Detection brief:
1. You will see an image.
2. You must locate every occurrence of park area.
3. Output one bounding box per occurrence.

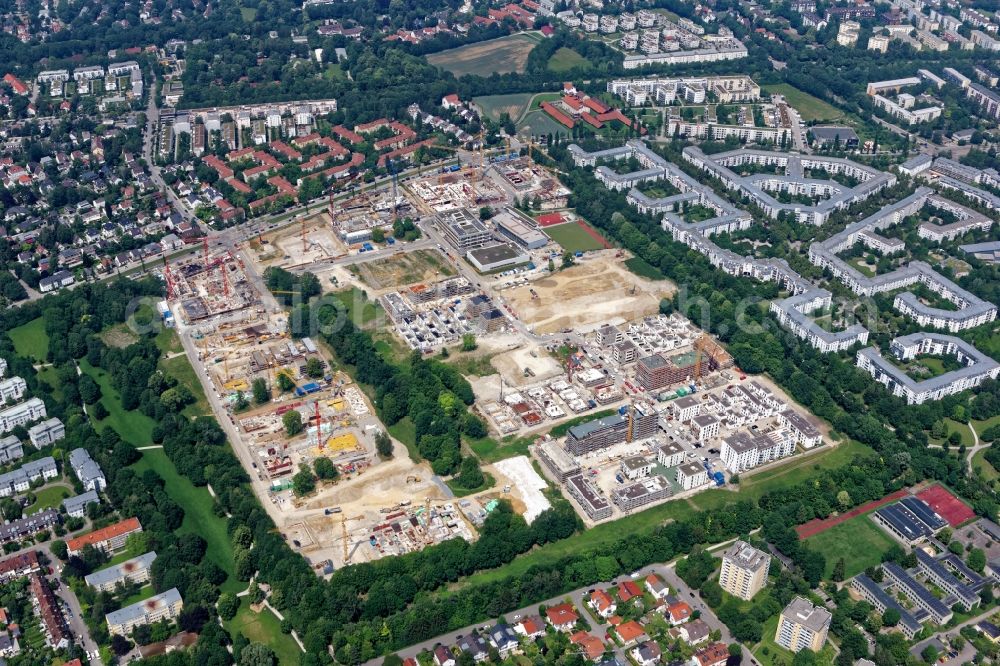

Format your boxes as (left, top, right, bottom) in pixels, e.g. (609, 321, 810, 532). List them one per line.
(9, 316, 49, 361)
(547, 47, 588, 72)
(802, 512, 898, 579)
(426, 32, 543, 77)
(763, 83, 844, 122)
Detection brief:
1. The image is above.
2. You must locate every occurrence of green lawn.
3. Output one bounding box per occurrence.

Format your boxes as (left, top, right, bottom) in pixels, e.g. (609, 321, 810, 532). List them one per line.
(803, 512, 896, 579)
(132, 448, 241, 593)
(543, 222, 608, 253)
(974, 415, 1000, 439)
(517, 109, 575, 137)
(9, 317, 49, 361)
(388, 417, 419, 461)
(929, 418, 976, 448)
(468, 434, 533, 463)
(25, 485, 70, 515)
(35, 366, 63, 402)
(154, 327, 184, 355)
(160, 354, 211, 417)
(623, 257, 665, 280)
(79, 358, 156, 447)
(120, 584, 157, 607)
(971, 449, 1000, 483)
(426, 33, 540, 77)
(548, 47, 588, 72)
(763, 84, 844, 122)
(331, 288, 383, 328)
(225, 598, 303, 666)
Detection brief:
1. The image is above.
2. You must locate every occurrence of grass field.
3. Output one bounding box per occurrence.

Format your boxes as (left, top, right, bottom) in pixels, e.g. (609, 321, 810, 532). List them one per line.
(426, 33, 541, 77)
(388, 416, 419, 461)
(972, 449, 1000, 483)
(474, 93, 536, 121)
(160, 354, 211, 418)
(803, 512, 896, 579)
(763, 83, 844, 122)
(79, 358, 156, 447)
(225, 598, 302, 665)
(544, 222, 607, 253)
(240, 5, 256, 21)
(9, 317, 49, 361)
(25, 485, 70, 515)
(623, 257, 665, 280)
(132, 448, 241, 593)
(35, 366, 63, 402)
(548, 47, 588, 72)
(518, 109, 574, 137)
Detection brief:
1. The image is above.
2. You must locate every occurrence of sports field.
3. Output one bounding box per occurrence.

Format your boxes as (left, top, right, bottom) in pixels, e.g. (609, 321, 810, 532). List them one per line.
(764, 83, 844, 122)
(474, 93, 535, 121)
(804, 513, 896, 579)
(543, 221, 609, 253)
(427, 33, 542, 77)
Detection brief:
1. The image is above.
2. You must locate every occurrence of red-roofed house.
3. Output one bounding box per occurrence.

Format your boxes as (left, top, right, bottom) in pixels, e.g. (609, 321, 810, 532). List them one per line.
(570, 631, 606, 660)
(588, 589, 617, 618)
(3, 74, 28, 95)
(545, 603, 579, 632)
(540, 24, 554, 36)
(563, 82, 577, 95)
(693, 643, 729, 666)
(580, 112, 603, 128)
(333, 125, 364, 144)
(433, 645, 455, 666)
(614, 620, 647, 646)
(442, 94, 461, 109)
(514, 615, 546, 638)
(618, 580, 642, 602)
(667, 601, 692, 625)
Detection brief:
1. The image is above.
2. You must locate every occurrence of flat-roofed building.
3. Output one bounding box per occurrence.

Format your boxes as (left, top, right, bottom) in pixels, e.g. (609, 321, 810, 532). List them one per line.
(106, 587, 183, 636)
(612, 475, 671, 512)
(915, 549, 979, 611)
(851, 574, 921, 637)
(719, 540, 769, 600)
(566, 473, 612, 521)
(565, 403, 658, 455)
(657, 440, 684, 467)
(466, 242, 530, 273)
(493, 209, 548, 249)
(676, 461, 709, 490)
(439, 209, 491, 250)
(0, 435, 23, 464)
(776, 597, 831, 653)
(536, 440, 581, 481)
(883, 561, 953, 624)
(621, 456, 653, 480)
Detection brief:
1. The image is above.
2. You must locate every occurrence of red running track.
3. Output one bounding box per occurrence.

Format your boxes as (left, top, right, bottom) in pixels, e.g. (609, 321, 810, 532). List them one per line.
(795, 488, 909, 539)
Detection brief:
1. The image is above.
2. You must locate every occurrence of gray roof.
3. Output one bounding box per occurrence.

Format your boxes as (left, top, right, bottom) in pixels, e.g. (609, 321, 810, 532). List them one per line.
(781, 596, 832, 633)
(85, 551, 157, 589)
(723, 540, 768, 572)
(62, 490, 100, 515)
(105, 587, 181, 627)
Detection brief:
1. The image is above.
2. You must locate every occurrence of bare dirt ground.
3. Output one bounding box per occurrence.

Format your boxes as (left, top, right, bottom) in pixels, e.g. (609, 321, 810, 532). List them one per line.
(347, 249, 455, 292)
(503, 252, 675, 334)
(491, 344, 563, 387)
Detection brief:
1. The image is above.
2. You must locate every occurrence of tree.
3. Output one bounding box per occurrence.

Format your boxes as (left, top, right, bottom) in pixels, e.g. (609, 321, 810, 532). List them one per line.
(79, 374, 102, 404)
(305, 357, 325, 378)
(461, 334, 477, 352)
(91, 402, 109, 420)
(921, 645, 938, 664)
(252, 378, 270, 405)
(375, 431, 393, 458)
(562, 251, 575, 268)
(276, 372, 295, 393)
(293, 464, 316, 497)
(240, 643, 277, 666)
(50, 540, 67, 561)
(111, 634, 133, 656)
(283, 410, 304, 436)
(372, 227, 385, 243)
(234, 390, 250, 412)
(882, 607, 900, 627)
(836, 490, 851, 510)
(968, 548, 986, 572)
(728, 644, 742, 657)
(832, 558, 846, 582)
(218, 592, 240, 621)
(0, 498, 21, 521)
(314, 457, 338, 481)
(455, 457, 485, 489)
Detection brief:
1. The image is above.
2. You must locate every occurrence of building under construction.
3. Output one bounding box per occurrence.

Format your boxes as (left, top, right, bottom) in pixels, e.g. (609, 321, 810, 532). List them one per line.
(565, 402, 659, 455)
(166, 245, 259, 322)
(635, 336, 734, 391)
